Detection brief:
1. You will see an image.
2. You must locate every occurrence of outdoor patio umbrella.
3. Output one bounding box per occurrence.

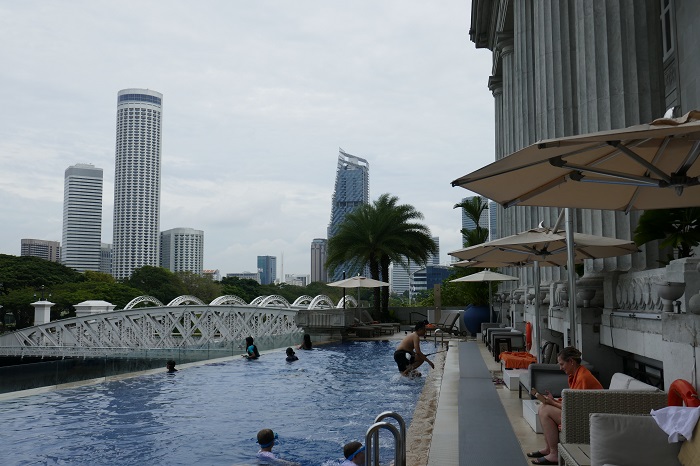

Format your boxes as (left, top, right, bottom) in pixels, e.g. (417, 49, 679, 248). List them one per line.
(450, 270, 519, 324)
(451, 111, 700, 212)
(449, 228, 638, 356)
(450, 112, 699, 349)
(327, 275, 390, 309)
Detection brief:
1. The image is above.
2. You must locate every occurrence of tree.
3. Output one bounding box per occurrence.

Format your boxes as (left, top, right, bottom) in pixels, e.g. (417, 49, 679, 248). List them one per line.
(124, 266, 186, 304)
(454, 196, 489, 247)
(634, 208, 700, 264)
(326, 193, 437, 319)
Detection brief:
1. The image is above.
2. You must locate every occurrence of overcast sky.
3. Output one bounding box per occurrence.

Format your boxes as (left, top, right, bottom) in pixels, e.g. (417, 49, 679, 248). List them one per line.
(0, 1, 494, 279)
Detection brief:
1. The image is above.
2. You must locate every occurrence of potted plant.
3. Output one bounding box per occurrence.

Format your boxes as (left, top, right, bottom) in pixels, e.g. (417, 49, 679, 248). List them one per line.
(634, 208, 700, 264)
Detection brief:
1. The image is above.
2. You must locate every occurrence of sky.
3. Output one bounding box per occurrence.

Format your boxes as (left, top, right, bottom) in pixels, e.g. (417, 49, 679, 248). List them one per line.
(0, 1, 495, 279)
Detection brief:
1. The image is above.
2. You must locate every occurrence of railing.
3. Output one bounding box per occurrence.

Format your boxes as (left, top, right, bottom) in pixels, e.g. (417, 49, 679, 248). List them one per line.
(366, 411, 406, 466)
(0, 305, 303, 357)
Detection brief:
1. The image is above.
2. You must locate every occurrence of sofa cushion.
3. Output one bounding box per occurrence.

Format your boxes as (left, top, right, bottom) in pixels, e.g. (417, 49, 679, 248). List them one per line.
(590, 413, 681, 466)
(609, 372, 659, 391)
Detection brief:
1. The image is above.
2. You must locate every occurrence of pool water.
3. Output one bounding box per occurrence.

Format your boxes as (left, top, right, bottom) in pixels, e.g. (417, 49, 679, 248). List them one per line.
(1, 340, 436, 466)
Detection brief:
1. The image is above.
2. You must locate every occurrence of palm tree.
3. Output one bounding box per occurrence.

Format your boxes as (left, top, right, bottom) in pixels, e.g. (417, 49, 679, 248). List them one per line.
(454, 196, 489, 246)
(326, 194, 437, 319)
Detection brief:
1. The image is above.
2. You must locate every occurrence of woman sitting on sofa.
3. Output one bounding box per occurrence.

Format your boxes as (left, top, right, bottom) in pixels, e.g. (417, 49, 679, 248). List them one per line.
(527, 346, 603, 465)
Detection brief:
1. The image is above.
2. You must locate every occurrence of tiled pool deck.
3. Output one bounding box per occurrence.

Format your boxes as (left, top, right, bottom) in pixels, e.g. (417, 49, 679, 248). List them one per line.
(425, 335, 541, 466)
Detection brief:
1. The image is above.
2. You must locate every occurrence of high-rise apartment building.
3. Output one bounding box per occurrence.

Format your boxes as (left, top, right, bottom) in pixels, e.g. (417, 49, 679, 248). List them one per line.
(112, 88, 163, 279)
(61, 163, 103, 272)
(310, 238, 328, 283)
(160, 228, 204, 275)
(257, 255, 277, 285)
(390, 236, 439, 295)
(20, 239, 60, 262)
(327, 149, 369, 281)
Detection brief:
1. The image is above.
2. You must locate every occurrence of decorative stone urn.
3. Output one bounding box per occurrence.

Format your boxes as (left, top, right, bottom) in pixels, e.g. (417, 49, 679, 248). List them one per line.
(577, 289, 596, 308)
(653, 281, 686, 313)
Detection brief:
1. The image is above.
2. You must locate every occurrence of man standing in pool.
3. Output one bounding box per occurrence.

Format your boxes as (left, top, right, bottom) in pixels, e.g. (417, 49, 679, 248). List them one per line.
(394, 321, 434, 376)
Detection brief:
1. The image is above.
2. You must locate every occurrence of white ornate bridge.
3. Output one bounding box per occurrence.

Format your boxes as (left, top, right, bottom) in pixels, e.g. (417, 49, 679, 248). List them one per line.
(0, 294, 360, 358)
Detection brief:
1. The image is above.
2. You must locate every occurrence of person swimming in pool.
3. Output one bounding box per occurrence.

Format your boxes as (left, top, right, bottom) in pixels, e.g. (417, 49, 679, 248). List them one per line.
(255, 428, 300, 465)
(285, 347, 298, 362)
(297, 333, 312, 350)
(245, 336, 260, 359)
(394, 321, 434, 376)
(340, 441, 365, 465)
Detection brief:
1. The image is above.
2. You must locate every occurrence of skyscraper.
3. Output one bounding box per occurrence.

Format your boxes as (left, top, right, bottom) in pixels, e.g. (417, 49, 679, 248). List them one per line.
(390, 236, 439, 295)
(112, 88, 163, 279)
(160, 228, 204, 275)
(21, 239, 60, 262)
(327, 149, 369, 281)
(310, 238, 328, 283)
(100, 243, 112, 275)
(61, 163, 103, 272)
(257, 255, 277, 285)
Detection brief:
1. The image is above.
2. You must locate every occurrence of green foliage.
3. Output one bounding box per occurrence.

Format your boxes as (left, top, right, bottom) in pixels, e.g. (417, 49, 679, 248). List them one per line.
(177, 272, 223, 303)
(454, 197, 489, 247)
(124, 266, 187, 304)
(0, 254, 84, 291)
(326, 193, 437, 319)
(0, 254, 362, 332)
(634, 208, 700, 263)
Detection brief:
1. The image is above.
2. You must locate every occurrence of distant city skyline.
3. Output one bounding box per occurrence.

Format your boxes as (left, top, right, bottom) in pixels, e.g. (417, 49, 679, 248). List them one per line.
(0, 2, 496, 276)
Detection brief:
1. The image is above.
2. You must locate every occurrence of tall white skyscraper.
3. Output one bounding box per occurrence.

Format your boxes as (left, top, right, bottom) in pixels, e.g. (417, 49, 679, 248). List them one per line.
(112, 89, 163, 279)
(61, 163, 103, 272)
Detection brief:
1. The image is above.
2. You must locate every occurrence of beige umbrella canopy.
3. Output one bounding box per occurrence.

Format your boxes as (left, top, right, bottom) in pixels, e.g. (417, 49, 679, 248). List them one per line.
(451, 112, 700, 348)
(450, 228, 639, 265)
(450, 270, 520, 283)
(327, 275, 390, 310)
(449, 228, 638, 357)
(451, 111, 700, 213)
(327, 276, 389, 288)
(450, 270, 519, 324)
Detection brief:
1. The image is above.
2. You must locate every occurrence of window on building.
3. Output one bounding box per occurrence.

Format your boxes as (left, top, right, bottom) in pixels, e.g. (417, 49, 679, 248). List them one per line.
(660, 0, 675, 61)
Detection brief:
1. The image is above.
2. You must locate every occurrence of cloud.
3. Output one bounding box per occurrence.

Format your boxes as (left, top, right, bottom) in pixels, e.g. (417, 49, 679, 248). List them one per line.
(0, 0, 495, 276)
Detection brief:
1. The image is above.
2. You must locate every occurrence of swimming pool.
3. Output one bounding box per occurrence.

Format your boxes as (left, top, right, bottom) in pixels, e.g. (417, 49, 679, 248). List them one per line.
(1, 340, 436, 466)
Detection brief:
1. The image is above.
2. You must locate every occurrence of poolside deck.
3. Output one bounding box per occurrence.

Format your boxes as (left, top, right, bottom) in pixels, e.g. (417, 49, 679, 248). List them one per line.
(425, 335, 541, 466)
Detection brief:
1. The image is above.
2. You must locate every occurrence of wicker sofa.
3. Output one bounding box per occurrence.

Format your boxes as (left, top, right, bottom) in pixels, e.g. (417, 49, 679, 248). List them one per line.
(558, 388, 668, 466)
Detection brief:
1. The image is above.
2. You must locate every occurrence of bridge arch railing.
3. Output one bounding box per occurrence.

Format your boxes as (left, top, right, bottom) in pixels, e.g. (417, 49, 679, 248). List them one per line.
(0, 305, 303, 357)
(124, 295, 164, 309)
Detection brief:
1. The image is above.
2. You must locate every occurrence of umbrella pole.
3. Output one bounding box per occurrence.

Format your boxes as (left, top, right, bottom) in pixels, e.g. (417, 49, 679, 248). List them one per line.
(534, 261, 541, 362)
(489, 281, 493, 323)
(566, 208, 577, 347)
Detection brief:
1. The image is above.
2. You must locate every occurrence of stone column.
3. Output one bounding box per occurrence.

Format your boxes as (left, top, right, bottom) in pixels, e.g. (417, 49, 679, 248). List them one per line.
(31, 300, 54, 326)
(573, 0, 665, 274)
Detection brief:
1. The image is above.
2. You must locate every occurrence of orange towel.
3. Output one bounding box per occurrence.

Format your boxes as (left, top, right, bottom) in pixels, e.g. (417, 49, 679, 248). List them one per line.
(499, 351, 536, 369)
(569, 365, 603, 390)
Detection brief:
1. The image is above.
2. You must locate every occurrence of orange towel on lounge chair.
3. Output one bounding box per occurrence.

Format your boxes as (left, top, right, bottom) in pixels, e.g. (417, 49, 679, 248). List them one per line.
(499, 351, 536, 369)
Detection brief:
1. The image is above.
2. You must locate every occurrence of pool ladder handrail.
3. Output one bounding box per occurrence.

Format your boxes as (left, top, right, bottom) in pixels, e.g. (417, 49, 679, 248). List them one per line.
(365, 411, 406, 466)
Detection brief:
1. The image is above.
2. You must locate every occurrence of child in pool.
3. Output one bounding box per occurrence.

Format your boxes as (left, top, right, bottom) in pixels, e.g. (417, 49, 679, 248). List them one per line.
(245, 336, 260, 359)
